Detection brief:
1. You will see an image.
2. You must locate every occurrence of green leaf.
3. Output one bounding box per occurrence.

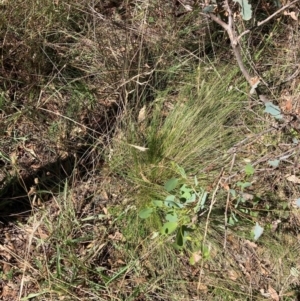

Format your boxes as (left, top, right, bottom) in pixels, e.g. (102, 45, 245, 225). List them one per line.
(230, 189, 237, 198)
(175, 225, 193, 249)
(175, 225, 194, 249)
(202, 244, 210, 259)
(194, 190, 208, 213)
(231, 213, 239, 223)
(264, 101, 283, 120)
(252, 222, 264, 241)
(273, 0, 281, 8)
(166, 212, 178, 222)
(161, 222, 178, 235)
(152, 200, 163, 207)
(228, 216, 235, 226)
(175, 228, 184, 248)
(250, 211, 258, 217)
(139, 208, 153, 219)
(176, 164, 187, 179)
(165, 200, 183, 208)
(185, 193, 196, 204)
(202, 4, 215, 13)
(244, 163, 255, 176)
(180, 185, 195, 203)
(180, 184, 191, 193)
(164, 178, 179, 192)
(165, 195, 183, 208)
(236, 181, 252, 189)
(148, 16, 155, 23)
(281, 201, 288, 210)
(268, 159, 280, 168)
(233, 0, 252, 20)
(165, 195, 175, 202)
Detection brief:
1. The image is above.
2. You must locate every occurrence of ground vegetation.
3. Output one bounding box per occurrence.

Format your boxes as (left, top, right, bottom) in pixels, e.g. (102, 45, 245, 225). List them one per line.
(0, 0, 300, 300)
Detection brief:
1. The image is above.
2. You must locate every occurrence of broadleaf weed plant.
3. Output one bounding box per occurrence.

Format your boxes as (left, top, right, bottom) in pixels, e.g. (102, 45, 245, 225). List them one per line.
(139, 164, 208, 251)
(227, 163, 258, 226)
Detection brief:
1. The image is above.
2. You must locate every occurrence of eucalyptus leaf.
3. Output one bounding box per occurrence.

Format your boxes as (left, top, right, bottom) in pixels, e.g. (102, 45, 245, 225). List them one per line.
(273, 0, 281, 8)
(161, 222, 178, 235)
(185, 193, 196, 204)
(152, 200, 163, 207)
(175, 225, 193, 248)
(236, 181, 252, 189)
(175, 228, 184, 248)
(176, 164, 187, 179)
(228, 213, 239, 226)
(230, 189, 237, 198)
(180, 184, 191, 193)
(180, 184, 194, 202)
(202, 244, 210, 259)
(166, 212, 178, 222)
(202, 5, 215, 13)
(164, 200, 183, 209)
(165, 195, 175, 202)
(268, 159, 280, 168)
(252, 222, 264, 241)
(228, 216, 235, 226)
(264, 101, 283, 120)
(233, 0, 252, 20)
(164, 178, 179, 192)
(139, 208, 153, 219)
(245, 163, 255, 176)
(194, 190, 208, 212)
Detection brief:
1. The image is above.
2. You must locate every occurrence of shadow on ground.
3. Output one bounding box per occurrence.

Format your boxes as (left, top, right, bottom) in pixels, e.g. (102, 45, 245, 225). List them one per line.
(0, 155, 77, 223)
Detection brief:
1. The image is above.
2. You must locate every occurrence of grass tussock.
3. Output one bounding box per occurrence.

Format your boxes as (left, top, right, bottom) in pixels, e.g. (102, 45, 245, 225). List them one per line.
(111, 65, 247, 186)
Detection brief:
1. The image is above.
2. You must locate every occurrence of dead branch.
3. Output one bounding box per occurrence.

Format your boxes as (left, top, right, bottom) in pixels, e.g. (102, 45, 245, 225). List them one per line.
(208, 0, 252, 86)
(237, 0, 300, 41)
(206, 0, 300, 93)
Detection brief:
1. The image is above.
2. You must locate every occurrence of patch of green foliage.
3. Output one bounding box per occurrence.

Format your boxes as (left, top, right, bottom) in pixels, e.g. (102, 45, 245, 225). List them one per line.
(111, 64, 246, 185)
(139, 164, 208, 251)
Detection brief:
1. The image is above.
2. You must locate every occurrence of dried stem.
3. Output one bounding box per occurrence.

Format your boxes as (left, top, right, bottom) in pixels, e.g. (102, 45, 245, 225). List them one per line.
(207, 0, 300, 89)
(209, 0, 252, 85)
(237, 0, 300, 41)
